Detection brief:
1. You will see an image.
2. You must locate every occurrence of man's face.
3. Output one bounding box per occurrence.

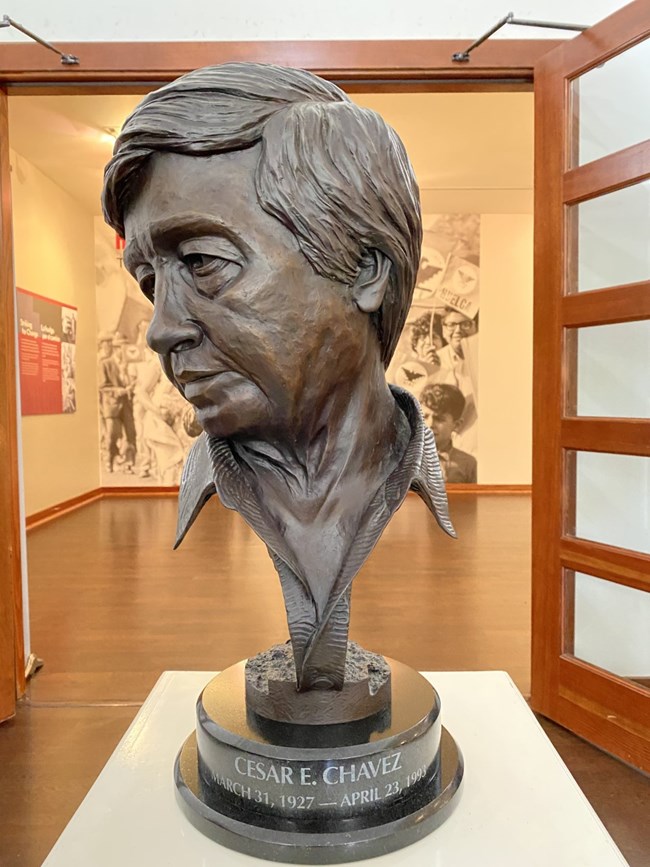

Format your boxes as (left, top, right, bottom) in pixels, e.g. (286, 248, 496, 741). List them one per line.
(123, 146, 367, 439)
(442, 311, 476, 351)
(422, 410, 456, 451)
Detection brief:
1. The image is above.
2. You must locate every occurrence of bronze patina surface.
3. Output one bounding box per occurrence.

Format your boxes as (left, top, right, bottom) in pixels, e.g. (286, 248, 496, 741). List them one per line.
(102, 63, 454, 706)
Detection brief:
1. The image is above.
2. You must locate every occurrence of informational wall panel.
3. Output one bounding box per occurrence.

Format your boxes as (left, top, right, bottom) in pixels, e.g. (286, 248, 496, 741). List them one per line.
(16, 288, 77, 415)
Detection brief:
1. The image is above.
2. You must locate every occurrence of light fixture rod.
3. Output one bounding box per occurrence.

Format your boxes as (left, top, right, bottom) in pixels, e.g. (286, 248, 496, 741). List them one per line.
(0, 14, 79, 65)
(452, 11, 587, 62)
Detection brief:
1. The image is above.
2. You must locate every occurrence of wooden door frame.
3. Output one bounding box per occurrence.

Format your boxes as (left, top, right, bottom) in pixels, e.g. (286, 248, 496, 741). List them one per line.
(531, 0, 650, 771)
(0, 38, 560, 86)
(0, 36, 560, 714)
(0, 86, 24, 721)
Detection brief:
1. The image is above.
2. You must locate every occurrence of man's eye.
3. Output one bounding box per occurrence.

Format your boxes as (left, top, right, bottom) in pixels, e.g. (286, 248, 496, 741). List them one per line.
(182, 253, 241, 296)
(183, 253, 224, 274)
(138, 272, 155, 302)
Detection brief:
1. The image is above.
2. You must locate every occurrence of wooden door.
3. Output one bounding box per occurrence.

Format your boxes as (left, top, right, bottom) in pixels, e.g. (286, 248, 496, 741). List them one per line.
(0, 87, 24, 722)
(531, 0, 650, 772)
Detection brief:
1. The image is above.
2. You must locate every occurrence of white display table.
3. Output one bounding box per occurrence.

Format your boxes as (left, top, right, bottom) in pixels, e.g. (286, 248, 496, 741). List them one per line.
(43, 671, 628, 866)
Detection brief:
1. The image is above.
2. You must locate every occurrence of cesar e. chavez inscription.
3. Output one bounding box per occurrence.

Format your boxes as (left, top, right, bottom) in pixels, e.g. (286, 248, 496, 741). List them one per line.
(102, 63, 463, 862)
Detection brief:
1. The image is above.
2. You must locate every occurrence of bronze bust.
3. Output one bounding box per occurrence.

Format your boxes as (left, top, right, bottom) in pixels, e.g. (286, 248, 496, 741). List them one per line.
(102, 63, 454, 697)
(102, 63, 463, 861)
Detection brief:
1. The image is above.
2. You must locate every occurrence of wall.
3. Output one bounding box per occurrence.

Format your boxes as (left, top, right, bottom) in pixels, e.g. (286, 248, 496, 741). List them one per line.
(478, 215, 533, 484)
(10, 149, 100, 515)
(0, 1, 628, 42)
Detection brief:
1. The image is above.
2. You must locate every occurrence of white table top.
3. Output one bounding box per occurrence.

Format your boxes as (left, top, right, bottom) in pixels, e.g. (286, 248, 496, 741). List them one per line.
(43, 670, 628, 866)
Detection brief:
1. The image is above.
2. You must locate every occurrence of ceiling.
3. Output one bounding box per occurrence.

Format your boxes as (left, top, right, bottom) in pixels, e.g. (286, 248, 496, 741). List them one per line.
(8, 90, 533, 216)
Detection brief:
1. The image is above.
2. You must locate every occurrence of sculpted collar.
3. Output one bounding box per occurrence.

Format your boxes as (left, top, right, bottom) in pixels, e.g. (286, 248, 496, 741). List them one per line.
(176, 385, 455, 564)
(175, 385, 455, 686)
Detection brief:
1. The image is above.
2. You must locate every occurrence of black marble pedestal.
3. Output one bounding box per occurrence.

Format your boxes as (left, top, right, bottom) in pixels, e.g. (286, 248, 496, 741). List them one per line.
(174, 657, 463, 863)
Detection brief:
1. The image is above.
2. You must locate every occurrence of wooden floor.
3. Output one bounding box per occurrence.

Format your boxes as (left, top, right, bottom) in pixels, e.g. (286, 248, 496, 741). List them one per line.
(0, 494, 648, 865)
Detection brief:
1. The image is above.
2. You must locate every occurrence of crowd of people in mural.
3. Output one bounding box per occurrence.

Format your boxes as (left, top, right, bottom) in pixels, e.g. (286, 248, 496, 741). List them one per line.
(97, 322, 201, 483)
(387, 214, 480, 483)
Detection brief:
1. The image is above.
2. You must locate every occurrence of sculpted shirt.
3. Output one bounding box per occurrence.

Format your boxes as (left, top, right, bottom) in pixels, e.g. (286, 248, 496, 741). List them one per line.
(175, 385, 455, 686)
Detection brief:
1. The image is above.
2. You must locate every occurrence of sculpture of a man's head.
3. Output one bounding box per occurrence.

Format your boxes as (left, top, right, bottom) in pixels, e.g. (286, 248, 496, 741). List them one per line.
(102, 63, 422, 438)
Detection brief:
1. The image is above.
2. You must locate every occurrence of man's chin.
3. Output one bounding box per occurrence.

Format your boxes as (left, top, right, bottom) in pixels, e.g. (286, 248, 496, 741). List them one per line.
(193, 402, 267, 440)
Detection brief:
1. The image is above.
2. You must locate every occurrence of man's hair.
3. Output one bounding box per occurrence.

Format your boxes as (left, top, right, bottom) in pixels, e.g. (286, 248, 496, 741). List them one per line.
(102, 63, 422, 368)
(410, 312, 433, 352)
(420, 383, 466, 422)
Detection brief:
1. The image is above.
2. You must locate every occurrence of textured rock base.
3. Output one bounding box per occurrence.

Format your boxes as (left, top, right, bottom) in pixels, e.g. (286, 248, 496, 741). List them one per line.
(245, 641, 392, 725)
(174, 657, 464, 863)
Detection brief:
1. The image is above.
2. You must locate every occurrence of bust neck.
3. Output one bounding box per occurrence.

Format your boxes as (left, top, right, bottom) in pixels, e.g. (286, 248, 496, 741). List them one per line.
(232, 361, 408, 518)
(229, 361, 410, 610)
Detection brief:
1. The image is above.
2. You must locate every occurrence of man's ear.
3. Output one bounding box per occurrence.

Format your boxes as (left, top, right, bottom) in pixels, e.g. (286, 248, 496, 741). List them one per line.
(352, 249, 391, 313)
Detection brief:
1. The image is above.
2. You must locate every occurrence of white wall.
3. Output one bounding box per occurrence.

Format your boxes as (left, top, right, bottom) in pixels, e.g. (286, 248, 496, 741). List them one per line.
(0, 1, 628, 42)
(11, 149, 101, 515)
(478, 215, 533, 484)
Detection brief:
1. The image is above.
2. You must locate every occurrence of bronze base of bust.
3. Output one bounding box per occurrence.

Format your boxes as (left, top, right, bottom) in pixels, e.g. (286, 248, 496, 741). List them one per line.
(245, 641, 392, 725)
(174, 654, 463, 863)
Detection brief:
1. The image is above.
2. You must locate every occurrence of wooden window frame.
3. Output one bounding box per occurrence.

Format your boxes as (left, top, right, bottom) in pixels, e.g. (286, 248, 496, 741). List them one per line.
(0, 37, 559, 717)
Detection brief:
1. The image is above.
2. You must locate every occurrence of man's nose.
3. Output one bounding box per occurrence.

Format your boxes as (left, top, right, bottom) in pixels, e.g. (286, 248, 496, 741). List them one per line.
(146, 284, 202, 356)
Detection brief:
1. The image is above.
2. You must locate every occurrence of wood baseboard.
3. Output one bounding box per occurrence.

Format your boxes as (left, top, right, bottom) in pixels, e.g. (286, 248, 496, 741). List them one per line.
(26, 488, 103, 530)
(26, 483, 531, 530)
(100, 486, 179, 496)
(446, 484, 532, 494)
(26, 486, 179, 530)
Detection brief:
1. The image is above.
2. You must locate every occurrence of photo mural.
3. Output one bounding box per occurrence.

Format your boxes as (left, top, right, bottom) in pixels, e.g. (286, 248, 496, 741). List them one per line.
(95, 221, 201, 486)
(95, 214, 479, 487)
(386, 214, 479, 483)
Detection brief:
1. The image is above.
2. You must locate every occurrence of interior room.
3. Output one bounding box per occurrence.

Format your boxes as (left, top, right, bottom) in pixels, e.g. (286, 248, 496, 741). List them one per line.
(0, 3, 648, 865)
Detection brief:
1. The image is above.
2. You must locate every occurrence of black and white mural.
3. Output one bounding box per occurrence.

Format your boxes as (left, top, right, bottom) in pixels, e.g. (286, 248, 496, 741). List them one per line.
(95, 221, 200, 486)
(386, 214, 479, 483)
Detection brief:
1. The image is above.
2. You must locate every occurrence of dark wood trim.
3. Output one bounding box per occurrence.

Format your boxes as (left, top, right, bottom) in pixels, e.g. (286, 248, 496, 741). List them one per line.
(7, 80, 536, 98)
(562, 568, 576, 656)
(100, 486, 179, 497)
(446, 484, 531, 494)
(562, 280, 650, 327)
(0, 39, 562, 85)
(0, 87, 23, 719)
(25, 487, 181, 530)
(25, 489, 104, 530)
(23, 484, 533, 533)
(561, 418, 650, 456)
(548, 1, 650, 82)
(0, 36, 550, 719)
(563, 140, 650, 204)
(530, 43, 566, 718)
(557, 655, 650, 773)
(531, 0, 650, 774)
(560, 537, 650, 594)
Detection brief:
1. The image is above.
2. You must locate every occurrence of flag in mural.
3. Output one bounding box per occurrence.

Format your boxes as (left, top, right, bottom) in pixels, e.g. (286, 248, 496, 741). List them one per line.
(17, 288, 77, 416)
(386, 214, 480, 483)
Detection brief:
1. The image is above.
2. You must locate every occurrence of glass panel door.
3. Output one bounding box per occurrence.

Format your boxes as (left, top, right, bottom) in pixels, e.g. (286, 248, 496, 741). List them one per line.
(532, 0, 650, 773)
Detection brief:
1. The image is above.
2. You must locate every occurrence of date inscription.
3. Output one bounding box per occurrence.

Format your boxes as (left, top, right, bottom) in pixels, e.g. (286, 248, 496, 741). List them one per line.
(208, 753, 430, 813)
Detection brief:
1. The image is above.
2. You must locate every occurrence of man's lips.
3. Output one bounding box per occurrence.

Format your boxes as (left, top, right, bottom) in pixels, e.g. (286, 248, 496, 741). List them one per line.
(174, 369, 228, 401)
(174, 369, 221, 386)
